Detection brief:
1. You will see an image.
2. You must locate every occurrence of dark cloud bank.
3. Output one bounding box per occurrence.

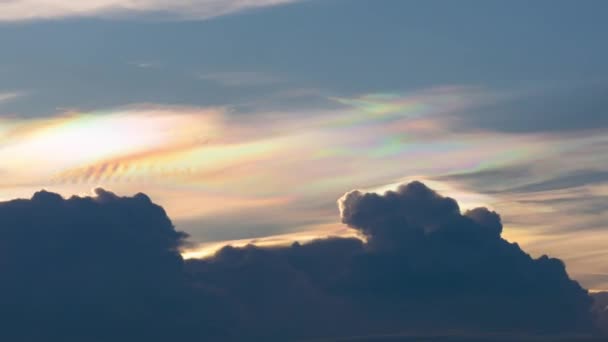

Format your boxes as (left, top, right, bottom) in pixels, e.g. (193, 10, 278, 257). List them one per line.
(0, 182, 606, 341)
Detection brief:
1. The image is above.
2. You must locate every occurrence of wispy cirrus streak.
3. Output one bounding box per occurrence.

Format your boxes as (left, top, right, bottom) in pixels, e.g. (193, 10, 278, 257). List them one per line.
(51, 137, 287, 186)
(0, 0, 302, 22)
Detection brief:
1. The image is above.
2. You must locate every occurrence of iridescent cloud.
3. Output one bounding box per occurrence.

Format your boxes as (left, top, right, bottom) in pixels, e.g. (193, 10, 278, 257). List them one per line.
(2, 86, 607, 290)
(0, 86, 556, 217)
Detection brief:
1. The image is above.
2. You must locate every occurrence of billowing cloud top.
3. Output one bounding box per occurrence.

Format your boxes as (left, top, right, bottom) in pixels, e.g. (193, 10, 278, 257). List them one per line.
(0, 188, 190, 341)
(339, 181, 504, 251)
(0, 182, 603, 340)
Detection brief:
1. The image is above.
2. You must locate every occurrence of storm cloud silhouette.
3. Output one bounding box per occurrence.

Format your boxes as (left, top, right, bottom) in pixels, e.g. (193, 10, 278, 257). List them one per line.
(0, 182, 603, 341)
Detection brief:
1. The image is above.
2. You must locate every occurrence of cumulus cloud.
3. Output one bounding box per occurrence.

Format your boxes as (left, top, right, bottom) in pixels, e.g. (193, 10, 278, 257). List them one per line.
(331, 182, 596, 333)
(0, 182, 604, 340)
(190, 182, 601, 338)
(0, 189, 191, 341)
(339, 181, 506, 247)
(0, 0, 300, 21)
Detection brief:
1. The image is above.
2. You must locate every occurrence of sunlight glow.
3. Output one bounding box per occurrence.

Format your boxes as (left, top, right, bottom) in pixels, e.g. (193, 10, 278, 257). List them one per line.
(3, 87, 606, 291)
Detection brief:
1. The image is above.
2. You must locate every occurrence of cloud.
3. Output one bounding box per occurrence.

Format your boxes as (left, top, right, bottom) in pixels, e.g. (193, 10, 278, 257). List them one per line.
(580, 274, 608, 293)
(519, 195, 608, 216)
(458, 81, 608, 133)
(0, 92, 22, 105)
(129, 61, 161, 69)
(190, 181, 601, 338)
(1, 92, 524, 217)
(435, 161, 608, 292)
(502, 170, 608, 194)
(441, 167, 608, 196)
(0, 182, 604, 340)
(333, 183, 594, 335)
(0, 0, 301, 22)
(0, 188, 191, 341)
(199, 71, 280, 87)
(2, 87, 607, 293)
(593, 292, 608, 334)
(181, 222, 359, 259)
(434, 164, 534, 193)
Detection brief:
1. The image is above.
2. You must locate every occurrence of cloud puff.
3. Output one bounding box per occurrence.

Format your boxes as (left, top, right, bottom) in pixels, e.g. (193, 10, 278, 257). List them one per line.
(188, 182, 600, 338)
(339, 181, 464, 251)
(340, 181, 506, 246)
(332, 182, 597, 333)
(0, 0, 300, 22)
(0, 182, 604, 340)
(0, 188, 190, 341)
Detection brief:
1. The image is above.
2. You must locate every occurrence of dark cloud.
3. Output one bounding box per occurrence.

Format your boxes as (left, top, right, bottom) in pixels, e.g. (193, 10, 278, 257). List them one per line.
(0, 189, 219, 341)
(592, 292, 608, 334)
(593, 292, 608, 310)
(187, 182, 602, 339)
(186, 238, 366, 339)
(0, 183, 605, 341)
(334, 182, 596, 333)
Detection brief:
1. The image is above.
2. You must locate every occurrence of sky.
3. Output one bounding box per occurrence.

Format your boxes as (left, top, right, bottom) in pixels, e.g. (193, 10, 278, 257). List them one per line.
(1, 0, 607, 293)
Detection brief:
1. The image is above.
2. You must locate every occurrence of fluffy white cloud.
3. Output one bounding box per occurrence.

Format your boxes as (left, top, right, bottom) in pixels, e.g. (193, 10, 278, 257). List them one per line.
(0, 0, 300, 21)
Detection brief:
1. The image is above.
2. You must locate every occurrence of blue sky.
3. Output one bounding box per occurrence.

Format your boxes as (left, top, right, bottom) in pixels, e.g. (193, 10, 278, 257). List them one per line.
(1, 0, 608, 290)
(2, 0, 607, 119)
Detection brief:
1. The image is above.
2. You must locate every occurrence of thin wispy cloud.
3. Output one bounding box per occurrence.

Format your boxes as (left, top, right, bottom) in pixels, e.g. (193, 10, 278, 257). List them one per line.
(0, 0, 301, 22)
(199, 71, 281, 87)
(0, 92, 22, 105)
(129, 61, 161, 69)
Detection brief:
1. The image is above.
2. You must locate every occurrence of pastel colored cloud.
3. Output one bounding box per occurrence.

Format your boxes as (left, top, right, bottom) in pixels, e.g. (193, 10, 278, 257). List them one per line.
(0, 86, 561, 210)
(2, 86, 607, 291)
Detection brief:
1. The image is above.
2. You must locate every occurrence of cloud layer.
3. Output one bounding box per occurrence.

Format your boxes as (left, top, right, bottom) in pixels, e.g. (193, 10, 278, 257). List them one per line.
(2, 86, 607, 291)
(0, 182, 603, 340)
